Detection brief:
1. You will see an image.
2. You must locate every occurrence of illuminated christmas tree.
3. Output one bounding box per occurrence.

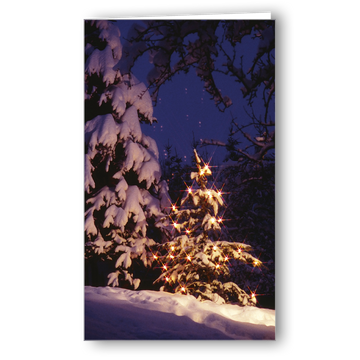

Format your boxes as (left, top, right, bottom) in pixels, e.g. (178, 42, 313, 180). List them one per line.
(153, 149, 262, 305)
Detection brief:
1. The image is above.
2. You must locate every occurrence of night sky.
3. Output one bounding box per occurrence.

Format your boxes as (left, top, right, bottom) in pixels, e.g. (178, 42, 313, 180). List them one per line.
(116, 20, 270, 166)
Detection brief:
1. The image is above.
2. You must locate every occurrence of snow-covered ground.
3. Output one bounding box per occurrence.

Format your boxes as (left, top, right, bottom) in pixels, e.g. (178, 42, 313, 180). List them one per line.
(85, 286, 275, 340)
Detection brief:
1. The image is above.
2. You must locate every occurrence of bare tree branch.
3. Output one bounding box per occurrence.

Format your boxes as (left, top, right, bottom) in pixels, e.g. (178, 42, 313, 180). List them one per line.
(118, 20, 274, 114)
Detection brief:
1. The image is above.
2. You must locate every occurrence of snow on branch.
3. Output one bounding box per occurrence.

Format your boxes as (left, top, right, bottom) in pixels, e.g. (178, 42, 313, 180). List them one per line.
(201, 139, 226, 147)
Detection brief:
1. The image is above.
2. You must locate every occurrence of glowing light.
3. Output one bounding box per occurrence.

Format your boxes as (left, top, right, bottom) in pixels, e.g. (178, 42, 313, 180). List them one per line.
(201, 164, 211, 175)
(200, 169, 204, 176)
(217, 190, 222, 196)
(210, 217, 216, 224)
(170, 254, 174, 259)
(187, 187, 192, 194)
(207, 190, 212, 198)
(173, 222, 180, 232)
(253, 260, 260, 267)
(237, 248, 242, 253)
(217, 218, 223, 223)
(163, 265, 167, 270)
(186, 229, 191, 234)
(213, 245, 217, 251)
(153, 254, 158, 259)
(224, 256, 229, 261)
(172, 205, 176, 211)
(171, 246, 175, 251)
(181, 286, 186, 292)
(187, 255, 191, 261)
(165, 277, 170, 282)
(215, 264, 220, 269)
(246, 283, 259, 303)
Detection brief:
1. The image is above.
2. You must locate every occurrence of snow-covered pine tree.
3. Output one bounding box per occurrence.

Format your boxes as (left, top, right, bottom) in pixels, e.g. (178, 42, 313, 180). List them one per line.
(84, 20, 171, 290)
(153, 149, 262, 305)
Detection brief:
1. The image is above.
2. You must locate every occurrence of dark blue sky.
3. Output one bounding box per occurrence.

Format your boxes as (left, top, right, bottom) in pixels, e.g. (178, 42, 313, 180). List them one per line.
(116, 20, 270, 166)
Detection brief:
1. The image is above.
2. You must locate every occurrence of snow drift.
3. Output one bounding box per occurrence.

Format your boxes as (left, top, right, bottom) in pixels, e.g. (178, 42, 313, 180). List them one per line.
(85, 286, 275, 340)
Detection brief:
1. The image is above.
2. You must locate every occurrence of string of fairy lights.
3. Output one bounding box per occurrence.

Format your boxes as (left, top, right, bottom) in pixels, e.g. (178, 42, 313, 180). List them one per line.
(151, 155, 264, 303)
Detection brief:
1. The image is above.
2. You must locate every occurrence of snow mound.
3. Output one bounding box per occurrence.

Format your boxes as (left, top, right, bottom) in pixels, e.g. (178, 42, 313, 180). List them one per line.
(85, 286, 275, 340)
